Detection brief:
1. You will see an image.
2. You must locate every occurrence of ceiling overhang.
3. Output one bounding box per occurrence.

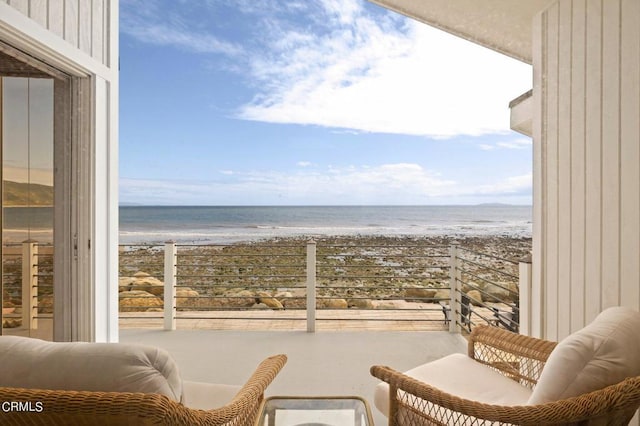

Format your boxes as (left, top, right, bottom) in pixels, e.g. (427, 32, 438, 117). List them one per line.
(368, 0, 555, 64)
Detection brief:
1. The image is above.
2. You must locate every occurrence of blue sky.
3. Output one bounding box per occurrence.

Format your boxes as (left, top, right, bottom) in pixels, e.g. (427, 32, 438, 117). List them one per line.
(119, 0, 533, 206)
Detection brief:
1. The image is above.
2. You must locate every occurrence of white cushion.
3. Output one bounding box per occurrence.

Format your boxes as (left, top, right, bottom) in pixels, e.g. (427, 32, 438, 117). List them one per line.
(182, 380, 241, 410)
(374, 353, 532, 417)
(528, 306, 640, 405)
(0, 336, 183, 402)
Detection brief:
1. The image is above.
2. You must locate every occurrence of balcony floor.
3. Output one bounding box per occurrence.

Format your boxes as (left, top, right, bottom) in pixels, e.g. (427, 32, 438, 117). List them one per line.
(120, 328, 468, 426)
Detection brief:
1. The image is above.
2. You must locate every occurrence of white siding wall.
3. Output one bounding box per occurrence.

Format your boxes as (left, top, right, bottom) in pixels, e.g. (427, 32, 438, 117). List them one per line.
(2, 0, 109, 66)
(533, 0, 640, 341)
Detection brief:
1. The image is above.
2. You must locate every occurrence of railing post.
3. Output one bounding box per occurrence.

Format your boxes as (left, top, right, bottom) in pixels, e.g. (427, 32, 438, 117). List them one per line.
(306, 239, 316, 333)
(519, 254, 532, 336)
(22, 240, 38, 330)
(449, 244, 460, 333)
(164, 241, 177, 331)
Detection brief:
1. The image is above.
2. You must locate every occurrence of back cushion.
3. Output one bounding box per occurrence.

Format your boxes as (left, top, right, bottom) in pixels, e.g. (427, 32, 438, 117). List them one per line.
(0, 336, 183, 402)
(528, 306, 640, 405)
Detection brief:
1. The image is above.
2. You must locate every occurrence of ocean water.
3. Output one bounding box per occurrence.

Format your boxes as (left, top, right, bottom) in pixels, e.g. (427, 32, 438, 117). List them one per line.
(119, 205, 532, 244)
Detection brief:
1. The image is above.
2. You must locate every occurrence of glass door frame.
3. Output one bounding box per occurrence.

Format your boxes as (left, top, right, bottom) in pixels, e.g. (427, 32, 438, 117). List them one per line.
(0, 41, 78, 341)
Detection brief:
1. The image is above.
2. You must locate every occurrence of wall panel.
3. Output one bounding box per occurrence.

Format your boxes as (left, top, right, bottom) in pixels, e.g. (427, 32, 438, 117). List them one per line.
(544, 1, 560, 341)
(619, 0, 640, 309)
(569, 0, 586, 333)
(583, 0, 603, 324)
(535, 0, 640, 340)
(5, 0, 110, 65)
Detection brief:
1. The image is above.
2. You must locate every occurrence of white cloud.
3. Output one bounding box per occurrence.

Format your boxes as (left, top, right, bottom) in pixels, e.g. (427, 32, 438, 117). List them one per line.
(297, 161, 312, 167)
(495, 139, 532, 150)
(478, 138, 532, 151)
(121, 0, 242, 55)
(122, 0, 531, 138)
(121, 164, 532, 205)
(476, 174, 532, 195)
(237, 1, 532, 137)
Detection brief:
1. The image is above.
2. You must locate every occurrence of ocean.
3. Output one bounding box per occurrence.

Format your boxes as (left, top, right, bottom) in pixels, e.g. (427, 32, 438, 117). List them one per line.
(119, 205, 532, 245)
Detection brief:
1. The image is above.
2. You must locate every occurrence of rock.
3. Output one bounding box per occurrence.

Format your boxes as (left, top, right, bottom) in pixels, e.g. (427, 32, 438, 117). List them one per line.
(119, 290, 163, 312)
(466, 290, 483, 306)
(225, 290, 257, 308)
(317, 298, 348, 309)
(375, 302, 397, 310)
(38, 295, 53, 314)
(127, 272, 164, 296)
(251, 303, 270, 310)
(347, 298, 374, 309)
(176, 289, 200, 308)
(119, 277, 136, 292)
(403, 287, 437, 302)
(2, 318, 21, 328)
(257, 291, 284, 310)
(483, 282, 519, 303)
(275, 291, 293, 300)
(434, 289, 450, 303)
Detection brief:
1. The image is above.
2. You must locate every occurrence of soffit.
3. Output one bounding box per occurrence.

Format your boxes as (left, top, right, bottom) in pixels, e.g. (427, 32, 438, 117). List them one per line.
(368, 0, 555, 64)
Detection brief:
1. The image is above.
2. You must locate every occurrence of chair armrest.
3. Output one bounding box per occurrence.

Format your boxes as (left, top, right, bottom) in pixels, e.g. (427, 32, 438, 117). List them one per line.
(0, 354, 288, 426)
(468, 325, 556, 387)
(201, 354, 287, 424)
(371, 365, 640, 426)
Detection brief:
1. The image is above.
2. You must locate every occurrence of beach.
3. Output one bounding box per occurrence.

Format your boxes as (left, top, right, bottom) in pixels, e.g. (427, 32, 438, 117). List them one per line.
(119, 234, 531, 325)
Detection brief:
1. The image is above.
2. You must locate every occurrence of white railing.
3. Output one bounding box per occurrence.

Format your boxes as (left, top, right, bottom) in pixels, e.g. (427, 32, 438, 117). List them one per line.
(2, 241, 54, 332)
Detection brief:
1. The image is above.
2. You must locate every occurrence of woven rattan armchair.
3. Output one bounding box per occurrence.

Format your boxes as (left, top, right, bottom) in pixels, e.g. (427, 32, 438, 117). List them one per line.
(0, 353, 287, 426)
(372, 322, 640, 425)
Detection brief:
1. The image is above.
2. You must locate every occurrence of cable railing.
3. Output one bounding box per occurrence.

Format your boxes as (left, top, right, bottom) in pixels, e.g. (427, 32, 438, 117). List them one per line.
(2, 239, 531, 333)
(118, 239, 531, 332)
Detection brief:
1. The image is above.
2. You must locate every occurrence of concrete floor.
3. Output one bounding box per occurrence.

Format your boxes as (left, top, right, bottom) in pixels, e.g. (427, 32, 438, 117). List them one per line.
(120, 329, 468, 426)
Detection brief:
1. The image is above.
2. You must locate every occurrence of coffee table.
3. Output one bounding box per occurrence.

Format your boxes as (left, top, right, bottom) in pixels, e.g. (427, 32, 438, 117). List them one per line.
(255, 396, 374, 426)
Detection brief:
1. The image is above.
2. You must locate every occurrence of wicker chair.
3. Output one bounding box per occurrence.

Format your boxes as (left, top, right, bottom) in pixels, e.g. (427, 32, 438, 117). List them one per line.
(0, 354, 287, 426)
(372, 318, 640, 425)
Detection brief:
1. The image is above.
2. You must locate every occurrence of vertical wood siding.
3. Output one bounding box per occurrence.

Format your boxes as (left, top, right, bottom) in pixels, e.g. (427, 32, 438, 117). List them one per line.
(3, 0, 111, 66)
(534, 0, 640, 340)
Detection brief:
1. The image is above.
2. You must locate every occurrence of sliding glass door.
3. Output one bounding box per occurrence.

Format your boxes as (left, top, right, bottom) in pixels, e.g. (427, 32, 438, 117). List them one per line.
(1, 60, 56, 339)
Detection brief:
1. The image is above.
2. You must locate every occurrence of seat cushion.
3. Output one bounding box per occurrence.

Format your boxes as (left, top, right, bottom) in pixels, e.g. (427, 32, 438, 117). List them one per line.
(527, 306, 640, 405)
(182, 380, 241, 410)
(374, 353, 532, 417)
(0, 336, 183, 402)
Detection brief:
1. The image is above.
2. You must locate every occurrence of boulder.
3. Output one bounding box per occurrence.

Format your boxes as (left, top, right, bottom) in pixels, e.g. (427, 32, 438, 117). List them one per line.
(466, 290, 483, 306)
(119, 277, 136, 292)
(403, 287, 437, 302)
(176, 289, 200, 308)
(434, 289, 450, 303)
(2, 318, 21, 328)
(251, 303, 270, 310)
(317, 298, 348, 309)
(347, 298, 374, 309)
(129, 272, 164, 296)
(119, 290, 163, 312)
(257, 291, 284, 310)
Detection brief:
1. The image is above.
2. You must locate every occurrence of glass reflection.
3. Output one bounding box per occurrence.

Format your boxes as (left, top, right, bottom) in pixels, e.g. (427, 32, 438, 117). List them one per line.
(2, 77, 54, 339)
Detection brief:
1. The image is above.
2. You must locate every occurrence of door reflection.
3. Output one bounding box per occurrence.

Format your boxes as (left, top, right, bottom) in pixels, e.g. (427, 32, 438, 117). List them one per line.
(2, 77, 54, 339)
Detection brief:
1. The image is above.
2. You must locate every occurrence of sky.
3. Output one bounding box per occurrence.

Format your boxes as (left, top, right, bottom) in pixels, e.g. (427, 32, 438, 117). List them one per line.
(119, 0, 533, 206)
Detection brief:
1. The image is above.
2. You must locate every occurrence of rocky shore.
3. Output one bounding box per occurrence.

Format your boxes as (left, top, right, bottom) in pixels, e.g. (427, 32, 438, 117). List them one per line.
(118, 235, 531, 313)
